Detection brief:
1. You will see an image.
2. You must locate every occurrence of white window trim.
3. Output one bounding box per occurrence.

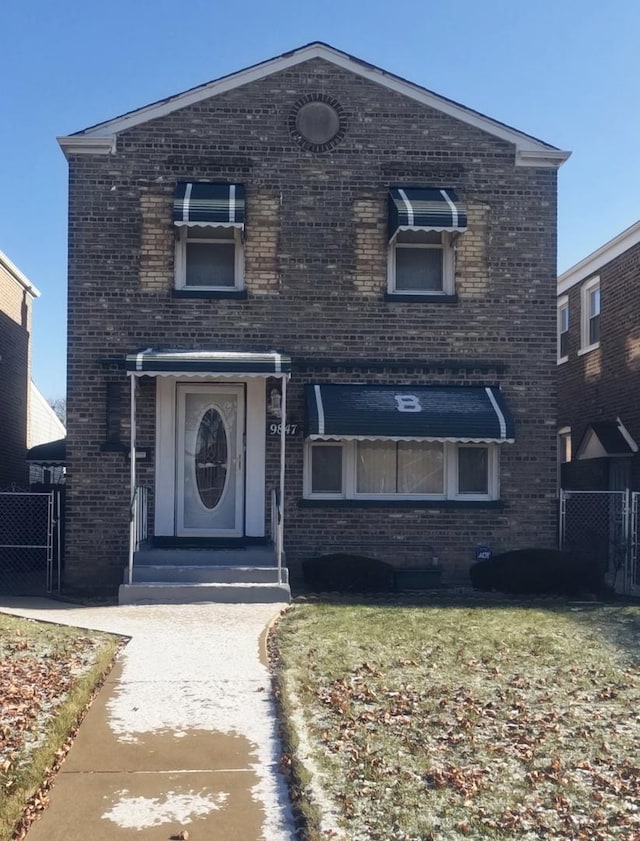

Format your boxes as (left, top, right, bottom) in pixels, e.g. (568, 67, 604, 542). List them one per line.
(557, 295, 569, 364)
(578, 276, 600, 355)
(304, 439, 499, 501)
(387, 230, 455, 296)
(175, 225, 245, 291)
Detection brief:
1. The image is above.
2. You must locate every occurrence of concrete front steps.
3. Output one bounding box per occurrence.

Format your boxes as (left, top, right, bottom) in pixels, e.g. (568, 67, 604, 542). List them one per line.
(118, 546, 290, 605)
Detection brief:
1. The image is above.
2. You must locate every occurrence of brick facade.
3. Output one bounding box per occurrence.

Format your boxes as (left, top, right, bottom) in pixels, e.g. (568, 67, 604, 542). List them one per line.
(62, 48, 564, 592)
(558, 228, 640, 489)
(0, 255, 37, 487)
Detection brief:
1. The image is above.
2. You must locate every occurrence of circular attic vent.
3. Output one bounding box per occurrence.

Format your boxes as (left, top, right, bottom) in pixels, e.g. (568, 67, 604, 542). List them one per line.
(289, 95, 346, 152)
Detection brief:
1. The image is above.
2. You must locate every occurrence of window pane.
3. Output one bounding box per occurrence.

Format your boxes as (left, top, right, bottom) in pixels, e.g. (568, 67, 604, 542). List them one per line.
(589, 287, 600, 317)
(560, 330, 568, 358)
(589, 313, 600, 345)
(397, 441, 444, 493)
(357, 441, 396, 493)
(395, 247, 443, 291)
(311, 446, 343, 493)
(458, 447, 489, 494)
(186, 242, 235, 287)
(559, 305, 568, 332)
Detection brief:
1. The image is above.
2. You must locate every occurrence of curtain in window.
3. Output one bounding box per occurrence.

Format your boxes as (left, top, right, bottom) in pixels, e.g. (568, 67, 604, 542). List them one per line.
(398, 442, 443, 493)
(357, 441, 397, 493)
(357, 441, 444, 494)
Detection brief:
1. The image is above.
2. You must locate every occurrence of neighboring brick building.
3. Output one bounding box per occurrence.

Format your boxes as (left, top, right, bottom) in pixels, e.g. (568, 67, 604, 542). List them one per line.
(58, 42, 569, 597)
(0, 251, 40, 487)
(558, 220, 640, 491)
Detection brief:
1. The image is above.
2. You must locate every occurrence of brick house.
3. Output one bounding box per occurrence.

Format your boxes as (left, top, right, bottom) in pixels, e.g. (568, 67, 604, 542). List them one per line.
(558, 220, 640, 491)
(0, 251, 40, 487)
(57, 42, 569, 600)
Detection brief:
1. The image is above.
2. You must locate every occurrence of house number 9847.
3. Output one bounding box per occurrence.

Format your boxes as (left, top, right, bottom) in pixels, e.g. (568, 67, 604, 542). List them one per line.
(268, 423, 299, 436)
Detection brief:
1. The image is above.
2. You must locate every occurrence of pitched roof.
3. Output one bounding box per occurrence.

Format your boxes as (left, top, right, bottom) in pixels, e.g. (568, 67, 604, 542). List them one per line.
(58, 42, 569, 169)
(558, 219, 640, 294)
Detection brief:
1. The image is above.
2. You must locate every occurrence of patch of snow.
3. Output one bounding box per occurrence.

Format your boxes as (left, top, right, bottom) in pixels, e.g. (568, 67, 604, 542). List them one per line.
(102, 788, 228, 829)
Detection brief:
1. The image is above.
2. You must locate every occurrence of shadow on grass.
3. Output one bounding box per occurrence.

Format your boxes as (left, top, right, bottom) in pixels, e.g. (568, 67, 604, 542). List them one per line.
(290, 587, 640, 661)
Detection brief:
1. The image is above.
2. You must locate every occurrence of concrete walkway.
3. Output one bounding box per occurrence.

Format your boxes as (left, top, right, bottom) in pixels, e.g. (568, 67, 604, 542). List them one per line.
(0, 598, 296, 841)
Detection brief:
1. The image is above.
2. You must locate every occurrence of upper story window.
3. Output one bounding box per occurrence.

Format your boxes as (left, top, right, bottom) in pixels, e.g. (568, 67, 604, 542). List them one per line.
(172, 182, 245, 292)
(579, 276, 600, 354)
(557, 295, 569, 363)
(387, 187, 466, 298)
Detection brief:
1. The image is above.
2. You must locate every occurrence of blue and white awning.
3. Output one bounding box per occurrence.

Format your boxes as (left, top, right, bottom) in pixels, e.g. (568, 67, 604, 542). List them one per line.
(305, 384, 514, 443)
(126, 349, 291, 378)
(389, 187, 467, 238)
(173, 182, 245, 227)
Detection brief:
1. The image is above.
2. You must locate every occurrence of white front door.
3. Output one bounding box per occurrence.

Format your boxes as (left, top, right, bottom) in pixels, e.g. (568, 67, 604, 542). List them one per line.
(176, 384, 245, 537)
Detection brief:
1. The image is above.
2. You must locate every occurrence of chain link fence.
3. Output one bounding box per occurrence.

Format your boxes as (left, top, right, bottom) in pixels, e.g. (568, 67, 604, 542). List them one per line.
(0, 488, 62, 596)
(559, 490, 638, 595)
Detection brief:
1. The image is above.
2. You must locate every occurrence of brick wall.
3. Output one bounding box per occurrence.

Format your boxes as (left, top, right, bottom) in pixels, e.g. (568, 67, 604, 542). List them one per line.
(0, 263, 31, 487)
(65, 57, 559, 590)
(558, 240, 640, 487)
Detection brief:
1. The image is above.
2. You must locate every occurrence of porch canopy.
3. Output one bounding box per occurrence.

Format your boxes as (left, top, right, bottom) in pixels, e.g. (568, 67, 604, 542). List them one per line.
(125, 349, 291, 378)
(172, 182, 245, 228)
(388, 187, 467, 238)
(305, 384, 514, 443)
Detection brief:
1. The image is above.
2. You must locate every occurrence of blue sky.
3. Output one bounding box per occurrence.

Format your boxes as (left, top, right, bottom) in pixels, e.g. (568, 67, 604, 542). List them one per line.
(2, 0, 639, 399)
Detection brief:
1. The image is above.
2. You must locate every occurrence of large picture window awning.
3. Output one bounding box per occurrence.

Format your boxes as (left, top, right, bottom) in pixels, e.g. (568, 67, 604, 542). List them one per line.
(172, 182, 245, 227)
(388, 188, 467, 238)
(126, 349, 291, 378)
(305, 384, 514, 443)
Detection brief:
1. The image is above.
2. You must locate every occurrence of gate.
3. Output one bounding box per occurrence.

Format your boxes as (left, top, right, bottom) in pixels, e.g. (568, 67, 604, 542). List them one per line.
(0, 489, 62, 596)
(559, 489, 640, 596)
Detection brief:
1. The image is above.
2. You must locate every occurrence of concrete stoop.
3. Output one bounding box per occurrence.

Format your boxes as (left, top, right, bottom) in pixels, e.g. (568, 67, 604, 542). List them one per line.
(119, 581, 291, 605)
(119, 546, 291, 605)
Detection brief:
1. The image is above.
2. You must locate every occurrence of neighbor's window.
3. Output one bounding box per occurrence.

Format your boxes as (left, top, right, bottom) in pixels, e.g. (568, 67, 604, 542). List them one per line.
(388, 230, 454, 295)
(305, 440, 497, 500)
(175, 226, 244, 290)
(557, 296, 569, 362)
(580, 277, 600, 352)
(558, 427, 572, 464)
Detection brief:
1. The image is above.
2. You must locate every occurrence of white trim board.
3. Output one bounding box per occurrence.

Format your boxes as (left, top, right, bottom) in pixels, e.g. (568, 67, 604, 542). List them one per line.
(558, 219, 640, 295)
(58, 42, 569, 169)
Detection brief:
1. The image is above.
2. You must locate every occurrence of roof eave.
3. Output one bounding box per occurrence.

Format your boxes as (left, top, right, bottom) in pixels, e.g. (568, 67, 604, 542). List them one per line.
(57, 42, 570, 169)
(57, 135, 116, 159)
(558, 219, 640, 294)
(0, 250, 41, 297)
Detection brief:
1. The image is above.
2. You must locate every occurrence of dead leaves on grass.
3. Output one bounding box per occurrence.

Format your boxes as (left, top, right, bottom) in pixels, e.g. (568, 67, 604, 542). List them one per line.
(311, 658, 640, 839)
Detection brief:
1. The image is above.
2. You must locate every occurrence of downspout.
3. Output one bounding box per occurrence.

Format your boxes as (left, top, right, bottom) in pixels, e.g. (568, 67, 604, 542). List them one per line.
(128, 374, 137, 585)
(277, 374, 288, 584)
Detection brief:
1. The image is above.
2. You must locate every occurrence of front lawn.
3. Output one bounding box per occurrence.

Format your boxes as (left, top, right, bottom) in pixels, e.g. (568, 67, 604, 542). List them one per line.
(0, 614, 122, 841)
(273, 599, 640, 840)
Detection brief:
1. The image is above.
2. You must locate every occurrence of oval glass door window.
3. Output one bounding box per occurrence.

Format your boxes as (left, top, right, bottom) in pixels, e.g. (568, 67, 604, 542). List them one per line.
(195, 408, 228, 509)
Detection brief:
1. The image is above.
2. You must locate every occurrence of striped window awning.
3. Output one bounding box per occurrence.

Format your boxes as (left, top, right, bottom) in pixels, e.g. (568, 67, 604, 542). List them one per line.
(126, 349, 291, 378)
(388, 187, 467, 239)
(305, 384, 514, 443)
(172, 182, 245, 227)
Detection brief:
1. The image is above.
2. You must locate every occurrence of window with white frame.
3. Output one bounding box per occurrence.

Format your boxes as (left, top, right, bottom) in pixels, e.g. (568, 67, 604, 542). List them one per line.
(557, 296, 569, 362)
(558, 427, 571, 464)
(388, 230, 454, 295)
(305, 439, 498, 501)
(175, 226, 244, 290)
(580, 277, 600, 352)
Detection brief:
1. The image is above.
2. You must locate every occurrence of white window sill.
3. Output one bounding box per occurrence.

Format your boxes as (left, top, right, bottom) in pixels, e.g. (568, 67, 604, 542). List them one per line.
(577, 343, 600, 357)
(557, 356, 568, 366)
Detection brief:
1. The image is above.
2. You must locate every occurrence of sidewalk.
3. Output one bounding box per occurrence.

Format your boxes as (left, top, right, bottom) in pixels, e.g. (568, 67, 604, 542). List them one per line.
(0, 598, 295, 841)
